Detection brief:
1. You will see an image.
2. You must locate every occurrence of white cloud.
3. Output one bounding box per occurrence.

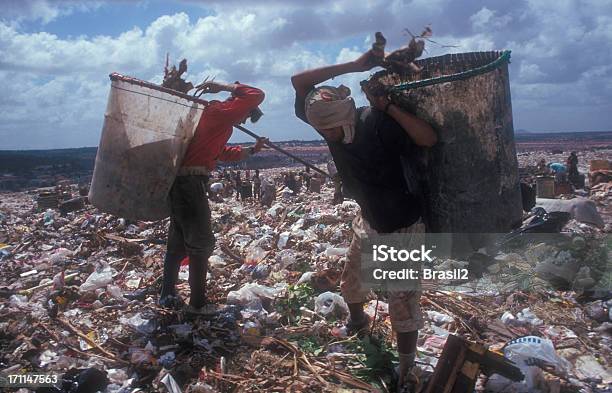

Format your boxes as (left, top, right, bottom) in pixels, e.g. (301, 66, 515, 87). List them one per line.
(470, 7, 512, 31)
(0, 0, 611, 148)
(518, 62, 546, 82)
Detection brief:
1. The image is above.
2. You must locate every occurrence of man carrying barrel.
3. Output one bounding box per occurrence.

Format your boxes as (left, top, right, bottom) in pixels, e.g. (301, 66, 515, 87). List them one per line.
(291, 49, 437, 390)
(159, 80, 267, 315)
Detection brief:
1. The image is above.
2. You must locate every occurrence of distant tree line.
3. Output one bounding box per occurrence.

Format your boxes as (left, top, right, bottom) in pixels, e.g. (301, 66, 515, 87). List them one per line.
(0, 147, 97, 174)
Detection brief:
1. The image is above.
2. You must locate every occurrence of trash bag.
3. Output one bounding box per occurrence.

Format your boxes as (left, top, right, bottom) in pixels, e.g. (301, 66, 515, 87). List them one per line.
(503, 336, 570, 389)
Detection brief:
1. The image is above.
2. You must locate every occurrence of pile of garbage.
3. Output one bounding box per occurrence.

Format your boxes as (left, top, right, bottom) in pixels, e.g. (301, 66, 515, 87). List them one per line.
(0, 166, 610, 393)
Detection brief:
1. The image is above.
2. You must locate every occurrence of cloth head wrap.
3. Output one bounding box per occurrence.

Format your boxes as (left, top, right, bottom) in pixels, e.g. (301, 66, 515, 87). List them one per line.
(305, 85, 356, 144)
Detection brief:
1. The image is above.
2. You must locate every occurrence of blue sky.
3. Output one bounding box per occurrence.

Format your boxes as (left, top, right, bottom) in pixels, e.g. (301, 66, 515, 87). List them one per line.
(1, 0, 611, 149)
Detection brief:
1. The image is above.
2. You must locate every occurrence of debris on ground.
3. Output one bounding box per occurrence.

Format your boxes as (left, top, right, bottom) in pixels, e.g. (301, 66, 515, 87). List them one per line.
(1, 163, 610, 392)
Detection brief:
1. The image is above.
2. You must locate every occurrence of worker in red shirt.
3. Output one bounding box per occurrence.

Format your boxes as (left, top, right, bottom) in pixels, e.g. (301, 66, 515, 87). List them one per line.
(160, 80, 266, 314)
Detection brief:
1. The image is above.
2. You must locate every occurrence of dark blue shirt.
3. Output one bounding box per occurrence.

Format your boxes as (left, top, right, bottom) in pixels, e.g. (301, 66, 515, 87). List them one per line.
(295, 93, 422, 233)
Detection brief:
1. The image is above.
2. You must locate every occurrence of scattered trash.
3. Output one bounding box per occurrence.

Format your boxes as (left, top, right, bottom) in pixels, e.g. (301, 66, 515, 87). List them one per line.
(425, 310, 454, 325)
(574, 354, 612, 383)
(161, 372, 183, 393)
(159, 351, 176, 368)
(314, 291, 349, 318)
(1, 154, 609, 392)
(79, 265, 113, 293)
(120, 313, 156, 334)
(227, 283, 286, 310)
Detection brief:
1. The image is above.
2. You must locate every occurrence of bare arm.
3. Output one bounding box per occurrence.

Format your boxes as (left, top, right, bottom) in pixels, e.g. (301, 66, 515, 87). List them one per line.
(364, 89, 437, 147)
(291, 50, 382, 99)
(222, 137, 268, 162)
(386, 104, 437, 147)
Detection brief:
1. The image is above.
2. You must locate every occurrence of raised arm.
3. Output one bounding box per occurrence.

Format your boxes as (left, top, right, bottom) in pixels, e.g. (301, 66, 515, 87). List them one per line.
(195, 81, 265, 125)
(291, 50, 382, 99)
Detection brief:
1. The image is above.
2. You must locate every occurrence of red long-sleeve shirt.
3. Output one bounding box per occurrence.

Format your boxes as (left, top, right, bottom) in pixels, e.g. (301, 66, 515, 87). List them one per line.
(181, 84, 265, 170)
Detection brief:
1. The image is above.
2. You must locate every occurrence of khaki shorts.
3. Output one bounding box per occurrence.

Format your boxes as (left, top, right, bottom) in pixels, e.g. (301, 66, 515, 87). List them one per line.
(340, 214, 425, 333)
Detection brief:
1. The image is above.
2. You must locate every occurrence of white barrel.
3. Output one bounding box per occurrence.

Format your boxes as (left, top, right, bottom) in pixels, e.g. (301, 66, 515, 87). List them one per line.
(89, 73, 206, 221)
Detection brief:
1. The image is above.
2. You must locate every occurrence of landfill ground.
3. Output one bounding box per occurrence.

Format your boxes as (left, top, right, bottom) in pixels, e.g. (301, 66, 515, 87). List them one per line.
(0, 148, 611, 393)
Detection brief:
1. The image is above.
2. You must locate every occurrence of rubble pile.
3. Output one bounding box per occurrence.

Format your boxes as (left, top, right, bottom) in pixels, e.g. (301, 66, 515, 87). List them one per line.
(0, 167, 610, 393)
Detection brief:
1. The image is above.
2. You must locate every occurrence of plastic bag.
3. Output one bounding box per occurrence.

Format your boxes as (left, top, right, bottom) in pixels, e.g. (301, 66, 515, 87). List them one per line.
(106, 284, 124, 300)
(245, 246, 266, 266)
(79, 266, 113, 293)
(252, 264, 270, 279)
(161, 373, 182, 393)
(276, 249, 296, 270)
(242, 320, 261, 336)
(277, 232, 290, 249)
(227, 283, 287, 310)
(297, 271, 315, 284)
(267, 203, 284, 217)
(425, 310, 454, 325)
(9, 294, 28, 308)
(503, 336, 570, 389)
(516, 308, 543, 326)
(120, 313, 156, 334)
(43, 209, 56, 225)
(159, 351, 176, 368)
(47, 248, 73, 264)
(325, 247, 348, 257)
(314, 292, 349, 317)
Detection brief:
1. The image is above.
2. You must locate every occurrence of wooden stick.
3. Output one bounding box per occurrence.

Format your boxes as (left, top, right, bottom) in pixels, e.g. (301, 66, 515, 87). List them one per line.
(19, 258, 126, 295)
(38, 322, 124, 365)
(56, 318, 128, 364)
(63, 343, 124, 365)
(19, 272, 79, 295)
(234, 125, 331, 179)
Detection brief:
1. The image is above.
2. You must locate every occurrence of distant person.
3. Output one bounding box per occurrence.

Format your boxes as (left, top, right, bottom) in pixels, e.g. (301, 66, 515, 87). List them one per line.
(537, 158, 548, 174)
(327, 160, 338, 178)
(240, 177, 253, 201)
(260, 177, 276, 207)
(548, 162, 566, 174)
(284, 172, 299, 194)
(234, 171, 242, 201)
(253, 169, 261, 200)
(209, 181, 224, 202)
(302, 167, 312, 191)
(567, 152, 579, 177)
(548, 162, 568, 183)
(332, 174, 344, 205)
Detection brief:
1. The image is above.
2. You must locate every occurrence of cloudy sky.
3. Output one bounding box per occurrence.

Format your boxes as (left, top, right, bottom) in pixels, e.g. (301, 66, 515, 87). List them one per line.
(1, 0, 611, 150)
